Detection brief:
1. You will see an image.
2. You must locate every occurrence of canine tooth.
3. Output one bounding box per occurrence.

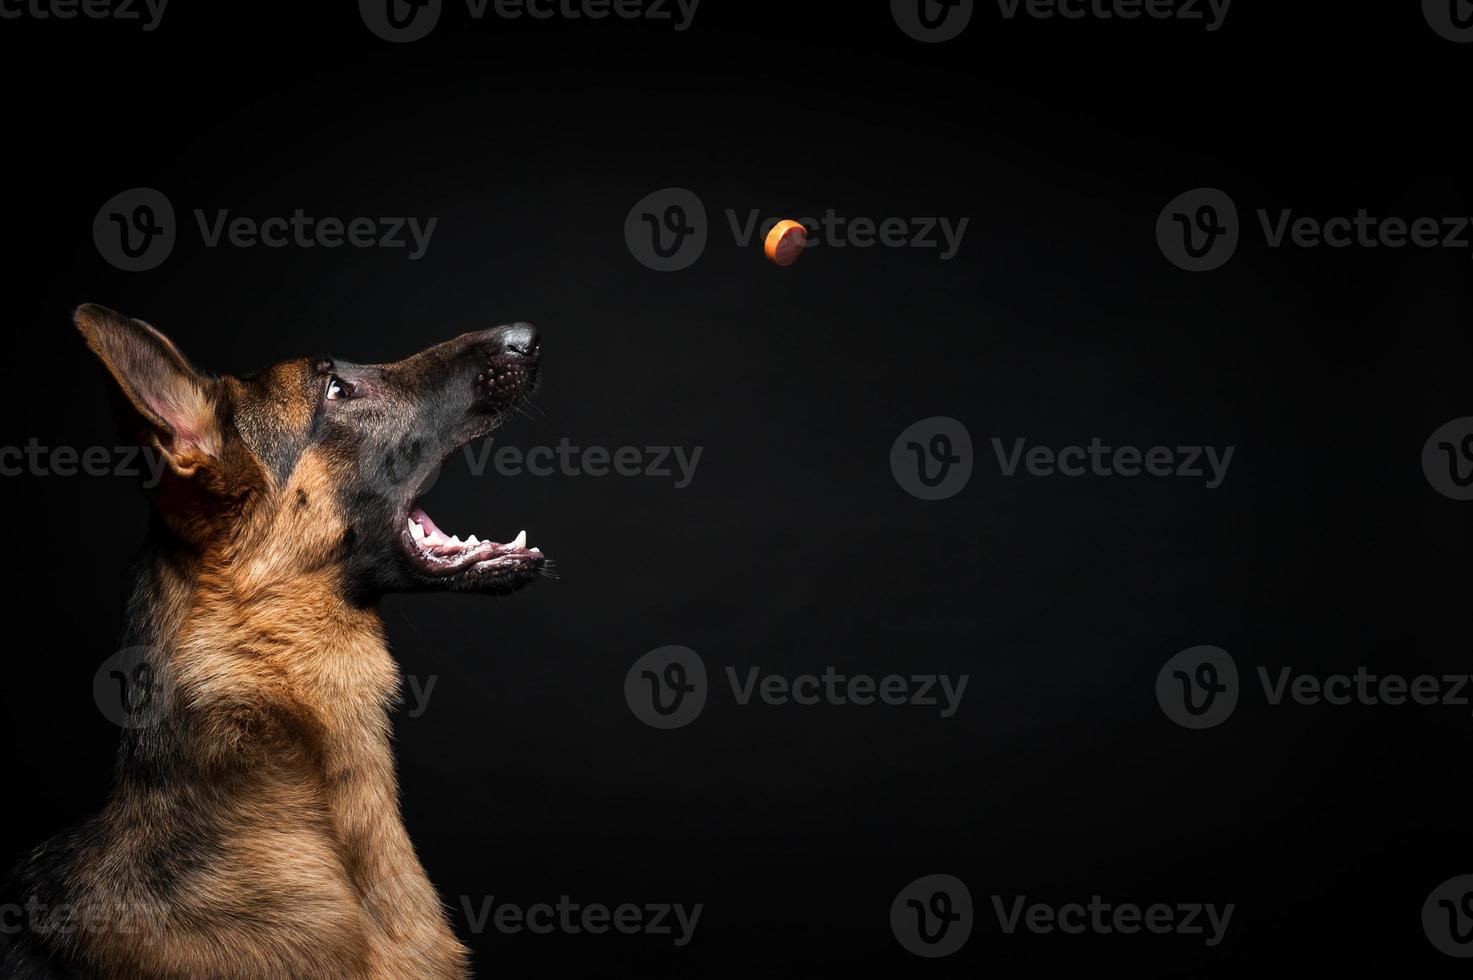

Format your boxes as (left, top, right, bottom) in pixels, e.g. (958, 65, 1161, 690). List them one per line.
(410, 522, 425, 542)
(510, 530, 527, 550)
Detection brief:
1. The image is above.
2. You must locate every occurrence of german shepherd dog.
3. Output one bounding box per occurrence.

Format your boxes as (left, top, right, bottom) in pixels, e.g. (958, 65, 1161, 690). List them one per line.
(1, 305, 547, 979)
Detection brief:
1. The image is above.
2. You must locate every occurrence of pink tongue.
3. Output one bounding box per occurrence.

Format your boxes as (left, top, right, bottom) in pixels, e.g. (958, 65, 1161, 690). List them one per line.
(409, 507, 448, 539)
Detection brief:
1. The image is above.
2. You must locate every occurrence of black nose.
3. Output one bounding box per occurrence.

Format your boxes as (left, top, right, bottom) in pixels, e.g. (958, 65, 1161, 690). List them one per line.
(490, 322, 539, 361)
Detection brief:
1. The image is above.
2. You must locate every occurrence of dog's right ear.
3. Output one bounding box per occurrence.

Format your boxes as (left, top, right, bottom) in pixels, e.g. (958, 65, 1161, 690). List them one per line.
(74, 304, 224, 478)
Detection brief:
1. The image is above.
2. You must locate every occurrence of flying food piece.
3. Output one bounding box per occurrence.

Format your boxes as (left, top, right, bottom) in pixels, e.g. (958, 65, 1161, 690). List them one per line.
(764, 219, 808, 267)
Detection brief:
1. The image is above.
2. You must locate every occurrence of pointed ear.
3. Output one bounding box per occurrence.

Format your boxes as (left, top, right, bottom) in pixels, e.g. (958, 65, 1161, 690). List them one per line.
(74, 304, 223, 477)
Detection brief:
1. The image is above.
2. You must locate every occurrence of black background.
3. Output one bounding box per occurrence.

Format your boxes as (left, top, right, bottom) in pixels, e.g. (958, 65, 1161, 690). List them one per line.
(1, 1, 1470, 976)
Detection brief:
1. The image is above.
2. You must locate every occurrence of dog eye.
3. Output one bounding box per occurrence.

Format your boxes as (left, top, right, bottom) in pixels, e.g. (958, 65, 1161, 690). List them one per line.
(325, 376, 354, 401)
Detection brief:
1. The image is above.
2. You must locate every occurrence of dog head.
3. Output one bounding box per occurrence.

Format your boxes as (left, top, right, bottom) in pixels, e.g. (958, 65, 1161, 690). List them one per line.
(76, 304, 547, 600)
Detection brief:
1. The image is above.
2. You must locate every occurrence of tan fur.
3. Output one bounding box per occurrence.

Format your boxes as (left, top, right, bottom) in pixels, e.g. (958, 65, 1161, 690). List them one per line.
(59, 447, 469, 979)
(65, 439, 467, 979)
(17, 307, 533, 978)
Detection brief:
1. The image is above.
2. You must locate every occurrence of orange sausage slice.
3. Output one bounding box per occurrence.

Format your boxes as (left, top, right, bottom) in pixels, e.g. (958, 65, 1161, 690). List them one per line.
(764, 219, 808, 267)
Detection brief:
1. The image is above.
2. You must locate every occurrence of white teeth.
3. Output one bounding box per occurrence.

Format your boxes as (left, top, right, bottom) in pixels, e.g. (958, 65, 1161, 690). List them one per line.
(410, 520, 530, 553)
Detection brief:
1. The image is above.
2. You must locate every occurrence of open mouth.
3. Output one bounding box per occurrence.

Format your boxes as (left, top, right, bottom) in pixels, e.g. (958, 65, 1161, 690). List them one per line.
(404, 505, 541, 570)
(399, 500, 546, 587)
(393, 426, 547, 591)
(385, 321, 546, 592)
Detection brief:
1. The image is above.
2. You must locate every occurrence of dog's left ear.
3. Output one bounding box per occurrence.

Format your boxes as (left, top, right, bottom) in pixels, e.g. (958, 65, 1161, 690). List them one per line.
(74, 304, 224, 478)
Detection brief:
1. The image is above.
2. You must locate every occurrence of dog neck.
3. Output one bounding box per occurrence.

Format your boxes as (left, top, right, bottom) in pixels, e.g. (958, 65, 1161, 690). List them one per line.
(113, 533, 416, 894)
(66, 528, 472, 978)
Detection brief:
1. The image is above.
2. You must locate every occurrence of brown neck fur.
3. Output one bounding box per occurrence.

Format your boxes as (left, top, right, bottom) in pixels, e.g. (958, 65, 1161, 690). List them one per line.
(72, 519, 471, 979)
